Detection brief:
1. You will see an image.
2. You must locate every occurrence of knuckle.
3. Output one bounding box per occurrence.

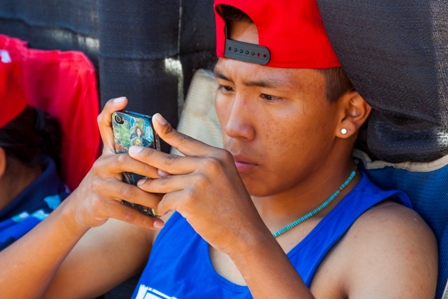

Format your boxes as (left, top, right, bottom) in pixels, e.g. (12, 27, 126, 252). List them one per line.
(221, 149, 234, 163)
(121, 185, 137, 200)
(115, 153, 128, 167)
(183, 187, 196, 203)
(212, 148, 233, 164)
(90, 161, 101, 176)
(90, 177, 100, 192)
(96, 113, 103, 125)
(163, 153, 179, 166)
(91, 156, 106, 171)
(140, 147, 155, 160)
(194, 172, 210, 189)
(202, 156, 222, 174)
(123, 210, 136, 223)
(160, 121, 173, 135)
(89, 195, 104, 214)
(97, 110, 110, 128)
(173, 131, 194, 147)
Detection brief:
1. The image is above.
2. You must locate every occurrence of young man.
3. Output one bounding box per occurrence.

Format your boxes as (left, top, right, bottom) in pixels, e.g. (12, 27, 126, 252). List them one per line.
(0, 0, 437, 298)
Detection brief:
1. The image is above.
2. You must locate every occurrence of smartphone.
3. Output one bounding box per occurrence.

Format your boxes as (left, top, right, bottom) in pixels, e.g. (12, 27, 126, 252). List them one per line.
(112, 110, 161, 217)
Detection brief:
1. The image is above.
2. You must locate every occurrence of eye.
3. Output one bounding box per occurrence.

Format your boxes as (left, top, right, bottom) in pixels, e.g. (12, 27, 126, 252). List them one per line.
(218, 85, 234, 93)
(260, 93, 281, 102)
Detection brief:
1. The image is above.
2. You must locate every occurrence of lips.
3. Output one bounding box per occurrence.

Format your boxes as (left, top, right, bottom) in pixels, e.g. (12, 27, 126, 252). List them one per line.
(231, 153, 258, 173)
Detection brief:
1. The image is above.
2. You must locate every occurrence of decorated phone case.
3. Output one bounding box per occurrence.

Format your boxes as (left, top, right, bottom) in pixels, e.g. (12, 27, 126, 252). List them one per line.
(112, 110, 161, 217)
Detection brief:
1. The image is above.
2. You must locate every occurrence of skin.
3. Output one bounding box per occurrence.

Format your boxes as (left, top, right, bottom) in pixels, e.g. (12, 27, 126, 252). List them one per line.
(0, 21, 438, 299)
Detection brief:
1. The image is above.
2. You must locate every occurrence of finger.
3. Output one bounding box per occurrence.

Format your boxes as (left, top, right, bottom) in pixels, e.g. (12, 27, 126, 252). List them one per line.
(100, 198, 165, 229)
(152, 113, 218, 157)
(97, 97, 128, 154)
(129, 146, 204, 175)
(97, 152, 161, 179)
(137, 172, 195, 194)
(156, 190, 186, 217)
(98, 178, 163, 209)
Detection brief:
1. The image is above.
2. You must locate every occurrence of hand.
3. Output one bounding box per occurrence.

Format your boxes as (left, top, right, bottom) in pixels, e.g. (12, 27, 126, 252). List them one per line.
(129, 113, 269, 256)
(66, 97, 164, 230)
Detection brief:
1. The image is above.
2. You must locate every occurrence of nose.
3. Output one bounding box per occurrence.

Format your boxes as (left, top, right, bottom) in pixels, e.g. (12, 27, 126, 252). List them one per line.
(222, 93, 256, 141)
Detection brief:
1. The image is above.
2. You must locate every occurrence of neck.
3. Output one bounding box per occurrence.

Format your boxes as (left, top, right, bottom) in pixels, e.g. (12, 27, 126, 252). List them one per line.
(251, 154, 359, 234)
(0, 158, 42, 210)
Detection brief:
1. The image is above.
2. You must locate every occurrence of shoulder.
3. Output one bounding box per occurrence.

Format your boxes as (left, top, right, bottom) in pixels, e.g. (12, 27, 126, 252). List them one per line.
(339, 201, 438, 298)
(350, 200, 431, 238)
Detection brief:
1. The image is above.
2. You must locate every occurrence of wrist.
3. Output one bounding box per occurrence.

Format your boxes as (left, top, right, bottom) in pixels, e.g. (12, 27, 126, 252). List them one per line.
(55, 195, 92, 237)
(227, 224, 279, 266)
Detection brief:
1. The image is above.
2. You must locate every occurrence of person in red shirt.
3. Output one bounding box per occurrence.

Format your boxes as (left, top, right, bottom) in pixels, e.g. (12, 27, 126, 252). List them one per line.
(0, 50, 69, 251)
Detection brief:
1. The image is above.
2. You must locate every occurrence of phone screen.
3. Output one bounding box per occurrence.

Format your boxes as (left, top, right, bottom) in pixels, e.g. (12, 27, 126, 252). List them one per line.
(112, 110, 160, 217)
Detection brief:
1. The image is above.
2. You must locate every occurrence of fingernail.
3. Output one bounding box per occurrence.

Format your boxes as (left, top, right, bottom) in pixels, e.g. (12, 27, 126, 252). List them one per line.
(154, 219, 165, 229)
(154, 113, 168, 126)
(113, 96, 126, 103)
(129, 146, 143, 155)
(158, 169, 170, 177)
(137, 177, 148, 186)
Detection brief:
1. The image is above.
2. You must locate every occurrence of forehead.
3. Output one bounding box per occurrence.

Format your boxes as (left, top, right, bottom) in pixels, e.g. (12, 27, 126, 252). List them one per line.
(214, 57, 325, 96)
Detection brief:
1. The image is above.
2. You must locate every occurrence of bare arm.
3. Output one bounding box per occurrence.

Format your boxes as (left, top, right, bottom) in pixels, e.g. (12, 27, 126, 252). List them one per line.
(0, 97, 163, 298)
(343, 202, 438, 299)
(43, 218, 153, 299)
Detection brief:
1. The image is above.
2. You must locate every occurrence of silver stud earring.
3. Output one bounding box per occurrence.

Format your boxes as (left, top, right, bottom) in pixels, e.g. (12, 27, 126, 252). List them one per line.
(341, 128, 348, 135)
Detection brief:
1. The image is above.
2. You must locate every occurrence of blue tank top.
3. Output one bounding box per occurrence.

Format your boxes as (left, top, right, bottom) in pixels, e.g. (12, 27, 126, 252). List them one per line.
(132, 173, 412, 299)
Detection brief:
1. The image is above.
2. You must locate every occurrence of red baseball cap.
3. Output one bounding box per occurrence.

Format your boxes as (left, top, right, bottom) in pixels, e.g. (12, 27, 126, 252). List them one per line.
(0, 50, 27, 129)
(214, 0, 341, 68)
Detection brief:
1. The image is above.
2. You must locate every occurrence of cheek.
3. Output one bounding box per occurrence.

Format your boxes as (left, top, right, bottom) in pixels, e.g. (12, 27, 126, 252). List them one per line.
(259, 106, 308, 150)
(260, 120, 291, 149)
(260, 110, 333, 165)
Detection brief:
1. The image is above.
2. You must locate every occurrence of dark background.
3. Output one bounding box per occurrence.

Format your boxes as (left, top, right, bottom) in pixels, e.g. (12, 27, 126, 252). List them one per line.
(0, 0, 217, 152)
(1, 0, 446, 161)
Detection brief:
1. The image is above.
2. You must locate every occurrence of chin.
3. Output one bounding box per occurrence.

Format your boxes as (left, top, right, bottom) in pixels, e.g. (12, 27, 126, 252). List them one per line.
(244, 180, 273, 198)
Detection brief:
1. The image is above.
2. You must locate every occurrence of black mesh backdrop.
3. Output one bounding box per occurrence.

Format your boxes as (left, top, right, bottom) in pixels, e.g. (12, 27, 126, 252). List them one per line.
(97, 0, 216, 153)
(0, 0, 99, 66)
(317, 0, 448, 163)
(179, 0, 217, 97)
(97, 0, 180, 152)
(0, 0, 217, 154)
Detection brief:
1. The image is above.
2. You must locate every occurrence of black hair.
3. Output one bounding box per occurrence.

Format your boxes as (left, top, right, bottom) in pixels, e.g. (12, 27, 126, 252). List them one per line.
(221, 5, 253, 24)
(317, 68, 355, 102)
(220, 5, 355, 103)
(0, 106, 62, 171)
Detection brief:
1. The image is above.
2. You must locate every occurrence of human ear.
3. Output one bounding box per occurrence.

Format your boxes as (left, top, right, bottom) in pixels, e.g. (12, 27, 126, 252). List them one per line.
(335, 91, 372, 138)
(0, 147, 6, 178)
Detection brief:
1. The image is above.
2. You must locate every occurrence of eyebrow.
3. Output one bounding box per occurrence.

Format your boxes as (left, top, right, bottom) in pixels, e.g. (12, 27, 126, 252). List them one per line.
(214, 70, 231, 82)
(213, 69, 291, 89)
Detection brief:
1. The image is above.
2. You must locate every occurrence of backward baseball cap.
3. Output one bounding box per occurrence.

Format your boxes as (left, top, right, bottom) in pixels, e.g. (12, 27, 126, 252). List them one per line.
(214, 0, 340, 69)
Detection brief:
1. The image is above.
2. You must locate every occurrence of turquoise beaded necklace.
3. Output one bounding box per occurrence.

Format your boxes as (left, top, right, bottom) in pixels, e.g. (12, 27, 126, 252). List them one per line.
(272, 169, 357, 238)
